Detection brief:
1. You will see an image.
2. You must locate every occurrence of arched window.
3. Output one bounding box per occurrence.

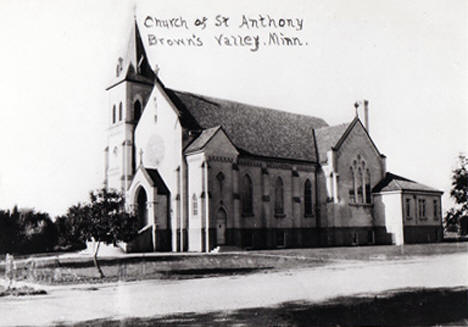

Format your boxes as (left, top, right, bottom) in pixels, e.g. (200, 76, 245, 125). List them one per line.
(365, 169, 371, 204)
(192, 194, 198, 216)
(112, 105, 116, 124)
(118, 102, 123, 121)
(304, 179, 313, 216)
(241, 174, 253, 215)
(349, 167, 356, 203)
(134, 100, 142, 122)
(357, 168, 363, 203)
(350, 156, 371, 204)
(216, 172, 225, 198)
(274, 177, 284, 215)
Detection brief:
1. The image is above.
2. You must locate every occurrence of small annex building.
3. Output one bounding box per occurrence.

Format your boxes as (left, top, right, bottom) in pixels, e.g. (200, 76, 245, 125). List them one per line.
(373, 173, 444, 245)
(103, 21, 443, 252)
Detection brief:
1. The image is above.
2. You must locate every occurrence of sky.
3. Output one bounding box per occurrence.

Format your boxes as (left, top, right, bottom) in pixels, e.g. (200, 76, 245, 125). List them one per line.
(0, 0, 466, 217)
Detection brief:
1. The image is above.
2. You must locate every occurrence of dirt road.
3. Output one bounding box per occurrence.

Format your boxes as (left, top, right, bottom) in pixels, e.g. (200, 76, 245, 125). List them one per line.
(1, 252, 467, 326)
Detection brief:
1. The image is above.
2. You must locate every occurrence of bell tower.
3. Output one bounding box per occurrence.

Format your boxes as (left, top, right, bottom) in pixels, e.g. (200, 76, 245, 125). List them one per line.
(104, 19, 155, 192)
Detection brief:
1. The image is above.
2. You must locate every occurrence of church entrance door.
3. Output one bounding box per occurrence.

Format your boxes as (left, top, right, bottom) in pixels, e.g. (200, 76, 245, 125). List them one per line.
(136, 187, 148, 229)
(216, 208, 227, 245)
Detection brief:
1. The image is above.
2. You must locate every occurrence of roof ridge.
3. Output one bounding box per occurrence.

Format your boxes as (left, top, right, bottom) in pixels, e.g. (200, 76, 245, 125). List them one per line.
(387, 172, 415, 183)
(333, 117, 359, 150)
(315, 121, 350, 131)
(169, 89, 220, 107)
(168, 88, 328, 123)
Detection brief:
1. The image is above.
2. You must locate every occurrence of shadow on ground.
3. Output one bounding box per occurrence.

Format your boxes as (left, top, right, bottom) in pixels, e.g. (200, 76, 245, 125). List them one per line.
(57, 286, 468, 327)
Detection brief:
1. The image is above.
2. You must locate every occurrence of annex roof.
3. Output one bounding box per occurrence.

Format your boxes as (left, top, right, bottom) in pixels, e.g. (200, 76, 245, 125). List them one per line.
(164, 89, 328, 162)
(372, 172, 443, 194)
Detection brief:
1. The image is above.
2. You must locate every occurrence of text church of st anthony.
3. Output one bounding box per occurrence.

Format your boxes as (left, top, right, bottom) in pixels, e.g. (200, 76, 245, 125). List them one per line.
(104, 21, 443, 252)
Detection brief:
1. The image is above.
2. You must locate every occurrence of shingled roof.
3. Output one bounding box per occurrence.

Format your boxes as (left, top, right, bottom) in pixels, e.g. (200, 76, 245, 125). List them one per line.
(184, 126, 222, 153)
(164, 89, 328, 162)
(314, 122, 351, 163)
(372, 172, 442, 193)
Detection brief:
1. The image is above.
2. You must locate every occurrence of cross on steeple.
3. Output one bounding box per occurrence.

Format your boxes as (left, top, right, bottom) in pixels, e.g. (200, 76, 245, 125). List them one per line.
(132, 3, 137, 20)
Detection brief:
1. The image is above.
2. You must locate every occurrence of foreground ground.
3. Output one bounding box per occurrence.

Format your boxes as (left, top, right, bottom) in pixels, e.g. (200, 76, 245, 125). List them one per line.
(70, 287, 468, 327)
(2, 242, 467, 284)
(0, 243, 467, 326)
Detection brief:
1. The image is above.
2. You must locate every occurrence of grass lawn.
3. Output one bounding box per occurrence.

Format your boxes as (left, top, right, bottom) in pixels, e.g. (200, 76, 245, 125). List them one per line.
(257, 242, 468, 261)
(0, 253, 328, 285)
(62, 286, 468, 326)
(1, 242, 467, 285)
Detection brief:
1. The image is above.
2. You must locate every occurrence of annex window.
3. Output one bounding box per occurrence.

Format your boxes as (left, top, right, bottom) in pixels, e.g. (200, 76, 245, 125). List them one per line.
(216, 172, 225, 199)
(192, 194, 198, 216)
(418, 199, 426, 218)
(433, 199, 438, 219)
(241, 174, 253, 216)
(118, 102, 123, 121)
(274, 177, 284, 216)
(304, 179, 313, 217)
(405, 198, 412, 218)
(112, 105, 116, 124)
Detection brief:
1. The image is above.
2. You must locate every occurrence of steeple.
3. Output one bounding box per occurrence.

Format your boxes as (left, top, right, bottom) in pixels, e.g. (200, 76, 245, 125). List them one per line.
(108, 19, 155, 89)
(104, 17, 156, 192)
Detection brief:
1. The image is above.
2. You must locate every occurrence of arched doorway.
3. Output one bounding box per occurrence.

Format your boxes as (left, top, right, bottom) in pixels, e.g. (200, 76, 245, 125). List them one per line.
(136, 187, 148, 229)
(216, 208, 227, 245)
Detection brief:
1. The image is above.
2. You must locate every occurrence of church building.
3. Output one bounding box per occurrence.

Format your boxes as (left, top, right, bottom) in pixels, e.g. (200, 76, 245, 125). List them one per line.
(104, 21, 443, 252)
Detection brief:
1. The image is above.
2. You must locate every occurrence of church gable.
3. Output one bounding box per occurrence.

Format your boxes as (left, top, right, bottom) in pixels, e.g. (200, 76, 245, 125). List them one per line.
(334, 119, 385, 202)
(128, 166, 156, 196)
(335, 119, 383, 172)
(134, 85, 183, 170)
(184, 126, 238, 157)
(335, 118, 381, 158)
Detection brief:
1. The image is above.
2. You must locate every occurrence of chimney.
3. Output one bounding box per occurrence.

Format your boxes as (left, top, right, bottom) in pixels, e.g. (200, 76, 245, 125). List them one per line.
(363, 99, 369, 133)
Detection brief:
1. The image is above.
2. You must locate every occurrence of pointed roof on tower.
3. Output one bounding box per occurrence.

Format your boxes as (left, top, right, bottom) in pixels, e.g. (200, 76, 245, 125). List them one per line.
(107, 19, 155, 89)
